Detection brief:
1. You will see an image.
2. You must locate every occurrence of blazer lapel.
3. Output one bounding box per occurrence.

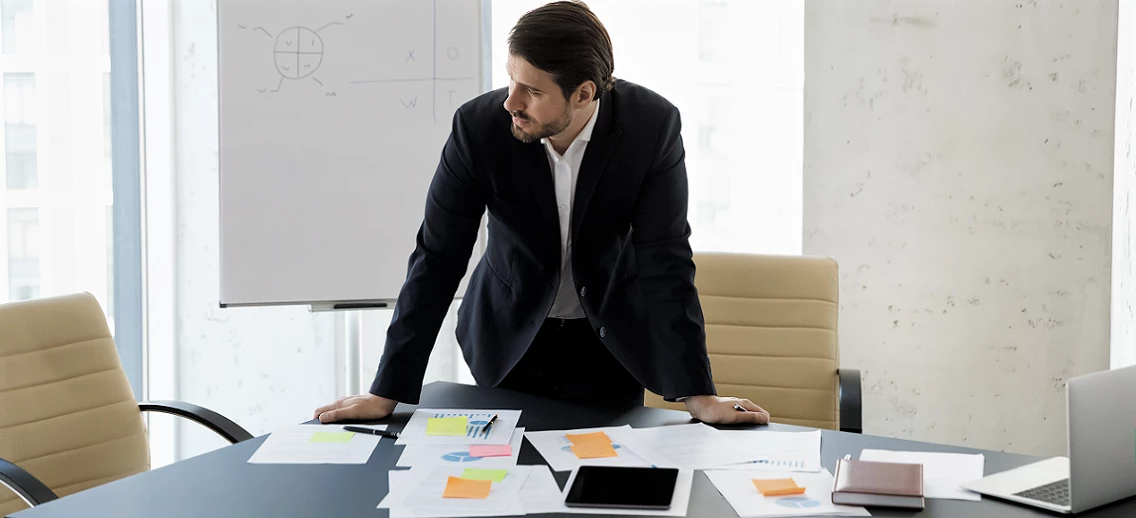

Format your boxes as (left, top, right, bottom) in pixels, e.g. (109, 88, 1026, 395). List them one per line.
(572, 91, 622, 239)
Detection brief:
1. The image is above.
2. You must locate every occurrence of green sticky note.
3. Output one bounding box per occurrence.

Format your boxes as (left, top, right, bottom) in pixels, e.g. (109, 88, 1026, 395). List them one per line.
(461, 468, 508, 482)
(426, 416, 468, 436)
(310, 431, 355, 443)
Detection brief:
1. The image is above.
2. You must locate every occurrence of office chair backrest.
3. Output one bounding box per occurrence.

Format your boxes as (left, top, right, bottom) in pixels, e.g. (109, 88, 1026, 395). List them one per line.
(644, 253, 841, 430)
(0, 293, 149, 515)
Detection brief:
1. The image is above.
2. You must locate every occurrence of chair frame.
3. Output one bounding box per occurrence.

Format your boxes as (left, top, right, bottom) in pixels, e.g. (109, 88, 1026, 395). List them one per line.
(0, 401, 253, 508)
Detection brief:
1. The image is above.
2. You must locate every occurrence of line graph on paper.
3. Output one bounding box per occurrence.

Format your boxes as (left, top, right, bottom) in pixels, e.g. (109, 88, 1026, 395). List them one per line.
(396, 409, 519, 446)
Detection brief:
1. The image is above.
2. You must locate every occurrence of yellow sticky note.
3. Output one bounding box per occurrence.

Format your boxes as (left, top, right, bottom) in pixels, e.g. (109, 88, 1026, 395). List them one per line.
(565, 431, 612, 446)
(752, 478, 805, 496)
(426, 416, 468, 436)
(310, 431, 354, 443)
(443, 476, 492, 499)
(461, 468, 508, 482)
(571, 441, 618, 459)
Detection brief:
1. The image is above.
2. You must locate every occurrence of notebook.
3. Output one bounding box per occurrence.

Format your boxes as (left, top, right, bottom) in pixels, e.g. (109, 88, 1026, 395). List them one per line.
(832, 458, 925, 510)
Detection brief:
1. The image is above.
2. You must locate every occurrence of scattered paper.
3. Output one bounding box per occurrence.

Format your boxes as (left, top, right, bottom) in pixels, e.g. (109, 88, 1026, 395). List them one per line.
(380, 465, 532, 518)
(705, 469, 871, 518)
(397, 409, 521, 446)
(427, 416, 470, 436)
(397, 428, 525, 469)
(859, 449, 984, 501)
(752, 478, 806, 496)
(462, 468, 509, 482)
(247, 424, 383, 464)
(444, 476, 492, 499)
(613, 423, 759, 470)
(525, 426, 656, 472)
(719, 430, 823, 472)
(470, 444, 512, 458)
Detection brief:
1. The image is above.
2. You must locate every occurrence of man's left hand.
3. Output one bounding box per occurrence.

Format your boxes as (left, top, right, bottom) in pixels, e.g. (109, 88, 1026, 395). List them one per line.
(684, 395, 771, 425)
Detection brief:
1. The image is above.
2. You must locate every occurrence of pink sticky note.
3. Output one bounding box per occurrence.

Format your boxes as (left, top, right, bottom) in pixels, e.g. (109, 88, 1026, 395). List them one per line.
(469, 444, 513, 458)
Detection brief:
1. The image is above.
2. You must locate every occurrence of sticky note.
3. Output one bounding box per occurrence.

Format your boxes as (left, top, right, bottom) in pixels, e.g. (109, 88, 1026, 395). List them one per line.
(461, 468, 509, 482)
(571, 441, 619, 459)
(443, 476, 492, 499)
(752, 478, 806, 496)
(310, 432, 354, 443)
(470, 444, 512, 458)
(426, 416, 468, 436)
(565, 431, 612, 446)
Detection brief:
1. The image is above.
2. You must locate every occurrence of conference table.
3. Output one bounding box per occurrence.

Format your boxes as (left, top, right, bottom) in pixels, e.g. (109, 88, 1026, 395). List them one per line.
(10, 382, 1135, 518)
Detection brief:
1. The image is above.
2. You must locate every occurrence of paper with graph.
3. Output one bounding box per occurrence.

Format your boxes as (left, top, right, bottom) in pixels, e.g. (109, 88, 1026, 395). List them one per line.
(397, 428, 525, 468)
(524, 426, 658, 472)
(719, 430, 823, 473)
(396, 409, 521, 446)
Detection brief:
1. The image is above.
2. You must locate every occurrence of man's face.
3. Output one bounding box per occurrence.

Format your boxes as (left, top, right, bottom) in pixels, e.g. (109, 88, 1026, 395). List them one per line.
(503, 54, 572, 143)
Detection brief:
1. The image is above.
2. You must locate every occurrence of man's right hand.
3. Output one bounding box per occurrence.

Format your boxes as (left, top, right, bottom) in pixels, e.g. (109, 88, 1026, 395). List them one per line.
(313, 394, 398, 423)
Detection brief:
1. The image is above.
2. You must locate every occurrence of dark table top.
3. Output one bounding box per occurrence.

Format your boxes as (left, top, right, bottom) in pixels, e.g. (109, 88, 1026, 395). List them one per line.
(10, 382, 1136, 517)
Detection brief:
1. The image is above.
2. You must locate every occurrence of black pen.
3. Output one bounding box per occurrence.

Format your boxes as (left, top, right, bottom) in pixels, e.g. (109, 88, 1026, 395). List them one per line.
(342, 426, 400, 440)
(481, 414, 499, 435)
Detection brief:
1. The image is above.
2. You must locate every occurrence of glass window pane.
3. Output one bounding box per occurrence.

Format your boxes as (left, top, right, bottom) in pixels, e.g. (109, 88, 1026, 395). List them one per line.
(1, 0, 35, 55)
(7, 207, 39, 301)
(4, 72, 37, 190)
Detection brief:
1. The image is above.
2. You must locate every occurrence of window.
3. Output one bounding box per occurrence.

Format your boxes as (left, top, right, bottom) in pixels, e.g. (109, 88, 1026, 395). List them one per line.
(491, 0, 803, 254)
(4, 72, 37, 190)
(6, 207, 38, 300)
(1, 0, 34, 55)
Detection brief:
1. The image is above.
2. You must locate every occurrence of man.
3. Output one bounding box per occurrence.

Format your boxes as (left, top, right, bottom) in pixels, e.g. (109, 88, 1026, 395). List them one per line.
(315, 1, 769, 426)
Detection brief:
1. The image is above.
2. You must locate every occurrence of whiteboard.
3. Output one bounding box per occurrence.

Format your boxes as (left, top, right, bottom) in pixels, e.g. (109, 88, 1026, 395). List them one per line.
(218, 0, 488, 307)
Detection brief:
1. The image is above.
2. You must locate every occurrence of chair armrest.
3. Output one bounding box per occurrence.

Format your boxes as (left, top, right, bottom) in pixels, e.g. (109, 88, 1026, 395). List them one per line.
(139, 401, 254, 444)
(838, 368, 863, 434)
(0, 458, 58, 508)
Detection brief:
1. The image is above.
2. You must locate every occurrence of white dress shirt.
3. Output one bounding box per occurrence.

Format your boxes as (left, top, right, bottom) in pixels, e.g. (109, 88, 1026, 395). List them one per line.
(542, 99, 600, 319)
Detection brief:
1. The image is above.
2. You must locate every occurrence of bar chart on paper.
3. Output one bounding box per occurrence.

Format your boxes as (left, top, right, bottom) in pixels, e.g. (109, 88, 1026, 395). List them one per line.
(396, 409, 521, 446)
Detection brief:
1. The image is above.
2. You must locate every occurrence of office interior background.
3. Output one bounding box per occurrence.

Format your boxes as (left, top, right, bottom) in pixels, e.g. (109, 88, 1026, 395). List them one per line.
(1, 0, 1133, 469)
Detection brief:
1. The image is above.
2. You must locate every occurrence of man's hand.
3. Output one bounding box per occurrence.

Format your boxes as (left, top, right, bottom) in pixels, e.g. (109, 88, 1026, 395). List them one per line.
(313, 394, 398, 423)
(684, 395, 770, 425)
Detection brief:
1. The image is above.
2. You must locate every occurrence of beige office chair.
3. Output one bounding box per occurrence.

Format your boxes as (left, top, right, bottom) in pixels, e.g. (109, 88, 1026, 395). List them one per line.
(0, 293, 253, 515)
(645, 253, 862, 433)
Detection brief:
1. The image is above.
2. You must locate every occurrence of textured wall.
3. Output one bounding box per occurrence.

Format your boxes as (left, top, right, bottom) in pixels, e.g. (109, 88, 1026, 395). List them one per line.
(173, 0, 339, 459)
(804, 0, 1117, 455)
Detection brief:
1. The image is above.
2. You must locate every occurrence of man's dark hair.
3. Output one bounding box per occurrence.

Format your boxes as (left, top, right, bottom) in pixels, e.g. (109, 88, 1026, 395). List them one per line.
(507, 1, 615, 101)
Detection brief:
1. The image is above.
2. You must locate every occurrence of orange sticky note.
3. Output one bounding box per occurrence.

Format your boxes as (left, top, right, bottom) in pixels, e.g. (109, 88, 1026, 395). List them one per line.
(752, 478, 806, 496)
(565, 431, 612, 446)
(571, 441, 619, 459)
(443, 476, 492, 499)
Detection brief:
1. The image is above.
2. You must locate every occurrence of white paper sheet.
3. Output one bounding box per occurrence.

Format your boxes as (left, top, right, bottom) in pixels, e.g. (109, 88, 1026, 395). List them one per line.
(514, 465, 693, 516)
(397, 428, 526, 468)
(524, 426, 657, 472)
(396, 409, 521, 446)
(718, 430, 823, 472)
(705, 469, 872, 518)
(859, 449, 984, 501)
(613, 423, 762, 470)
(379, 465, 533, 518)
(246, 424, 385, 464)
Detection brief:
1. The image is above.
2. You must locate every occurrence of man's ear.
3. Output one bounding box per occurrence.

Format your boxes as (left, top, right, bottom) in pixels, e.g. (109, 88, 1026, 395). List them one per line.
(574, 80, 597, 107)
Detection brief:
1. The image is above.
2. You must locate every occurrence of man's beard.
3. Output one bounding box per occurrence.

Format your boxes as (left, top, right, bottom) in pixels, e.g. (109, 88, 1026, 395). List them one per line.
(510, 109, 572, 143)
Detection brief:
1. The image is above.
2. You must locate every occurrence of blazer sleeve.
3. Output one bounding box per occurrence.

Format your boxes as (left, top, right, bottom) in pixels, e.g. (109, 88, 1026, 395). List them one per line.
(368, 108, 486, 404)
(631, 106, 717, 400)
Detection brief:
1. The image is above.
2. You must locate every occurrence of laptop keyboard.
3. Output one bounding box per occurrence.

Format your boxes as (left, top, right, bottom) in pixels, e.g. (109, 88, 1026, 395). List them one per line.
(1014, 479, 1071, 507)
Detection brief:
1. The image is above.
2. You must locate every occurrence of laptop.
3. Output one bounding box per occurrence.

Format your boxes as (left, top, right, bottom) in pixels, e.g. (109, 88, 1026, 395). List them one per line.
(961, 364, 1136, 514)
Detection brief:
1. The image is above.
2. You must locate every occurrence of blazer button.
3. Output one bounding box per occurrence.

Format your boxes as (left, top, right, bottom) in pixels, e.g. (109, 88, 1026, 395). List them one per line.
(599, 327, 607, 338)
(579, 286, 587, 298)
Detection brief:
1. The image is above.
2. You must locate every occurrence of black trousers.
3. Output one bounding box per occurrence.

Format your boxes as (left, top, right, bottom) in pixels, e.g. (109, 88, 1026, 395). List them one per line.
(497, 318, 645, 408)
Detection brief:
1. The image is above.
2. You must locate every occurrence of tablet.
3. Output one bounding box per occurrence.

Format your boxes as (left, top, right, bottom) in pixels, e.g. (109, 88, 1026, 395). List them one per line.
(564, 466, 679, 510)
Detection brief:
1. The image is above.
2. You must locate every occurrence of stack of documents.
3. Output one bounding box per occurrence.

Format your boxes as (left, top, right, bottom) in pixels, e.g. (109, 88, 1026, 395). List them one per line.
(247, 424, 388, 464)
(525, 426, 657, 472)
(379, 465, 534, 517)
(392, 408, 524, 468)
